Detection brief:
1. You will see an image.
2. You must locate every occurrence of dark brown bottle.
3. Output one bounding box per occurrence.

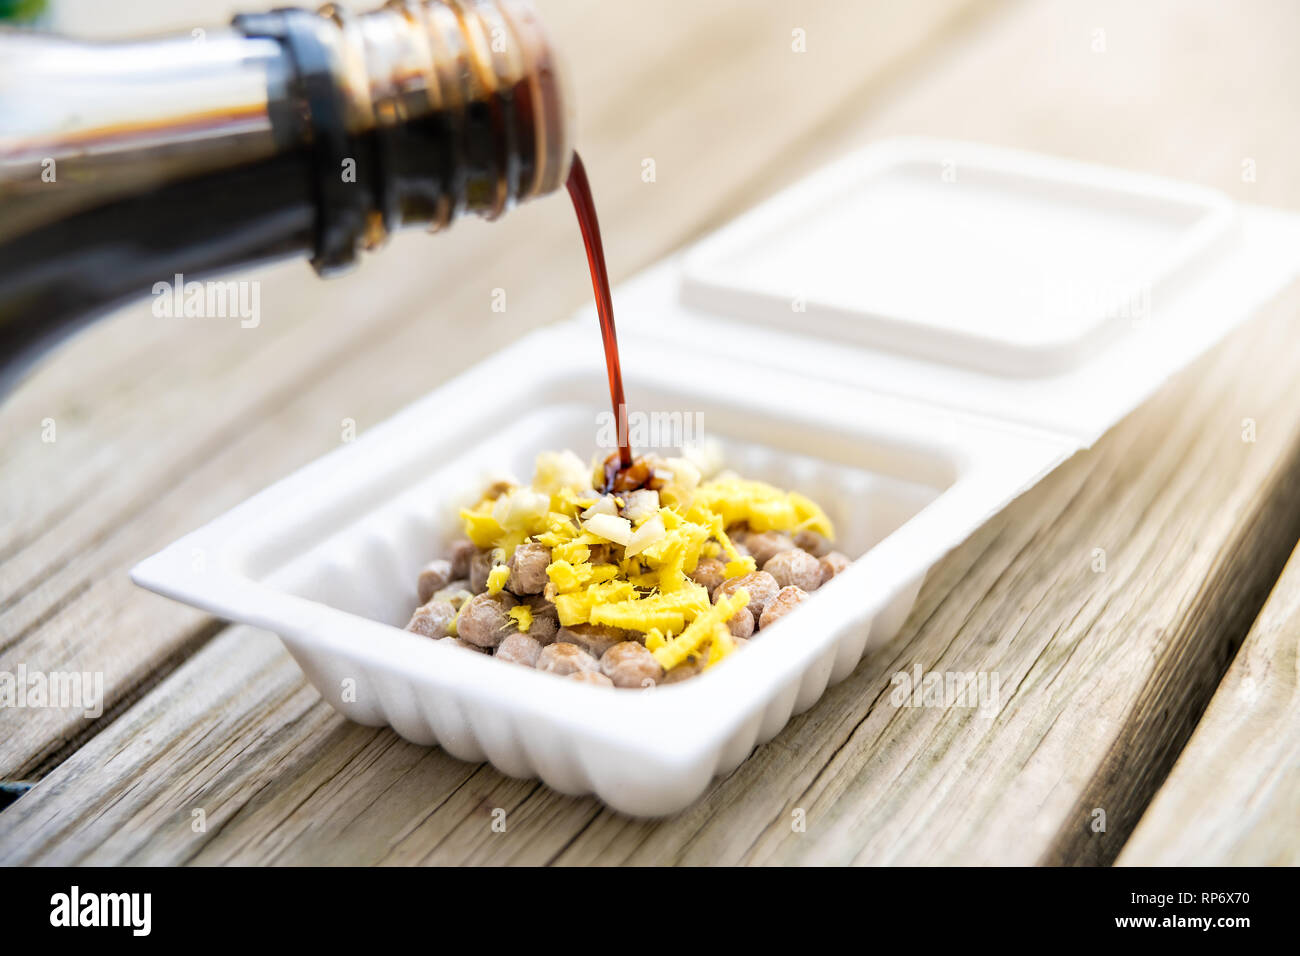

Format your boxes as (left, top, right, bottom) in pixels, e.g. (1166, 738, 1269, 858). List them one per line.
(0, 0, 573, 390)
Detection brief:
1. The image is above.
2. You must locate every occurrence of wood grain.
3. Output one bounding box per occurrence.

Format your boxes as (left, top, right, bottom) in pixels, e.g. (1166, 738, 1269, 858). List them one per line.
(3, 0, 1300, 865)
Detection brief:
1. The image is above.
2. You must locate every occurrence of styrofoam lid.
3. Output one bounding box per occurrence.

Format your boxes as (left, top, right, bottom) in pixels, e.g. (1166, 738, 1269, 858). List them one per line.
(682, 139, 1235, 376)
(606, 138, 1300, 446)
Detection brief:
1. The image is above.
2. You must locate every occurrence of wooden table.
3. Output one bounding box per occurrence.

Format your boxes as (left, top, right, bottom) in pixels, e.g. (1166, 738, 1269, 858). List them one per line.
(1, 0, 1297, 865)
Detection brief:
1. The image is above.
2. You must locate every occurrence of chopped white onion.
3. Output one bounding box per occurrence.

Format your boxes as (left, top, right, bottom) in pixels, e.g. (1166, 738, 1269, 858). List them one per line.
(581, 495, 619, 519)
(621, 489, 660, 523)
(532, 449, 590, 494)
(665, 456, 701, 495)
(625, 514, 666, 557)
(582, 512, 633, 546)
(493, 487, 549, 527)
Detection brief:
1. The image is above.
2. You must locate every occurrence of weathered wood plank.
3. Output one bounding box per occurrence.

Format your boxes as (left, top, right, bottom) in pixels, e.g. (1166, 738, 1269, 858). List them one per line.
(1116, 541, 1300, 866)
(0, 0, 987, 777)
(4, 0, 1300, 866)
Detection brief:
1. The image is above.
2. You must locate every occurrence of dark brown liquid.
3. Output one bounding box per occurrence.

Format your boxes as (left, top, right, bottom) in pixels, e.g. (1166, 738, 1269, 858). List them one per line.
(566, 152, 633, 478)
(601, 453, 664, 494)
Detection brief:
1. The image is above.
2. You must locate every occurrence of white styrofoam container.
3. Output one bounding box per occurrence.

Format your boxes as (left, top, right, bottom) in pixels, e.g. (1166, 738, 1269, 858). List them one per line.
(132, 139, 1300, 815)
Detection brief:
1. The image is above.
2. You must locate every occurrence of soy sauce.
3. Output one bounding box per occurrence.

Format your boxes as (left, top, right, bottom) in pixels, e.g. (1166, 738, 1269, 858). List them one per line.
(600, 452, 664, 494)
(566, 153, 634, 481)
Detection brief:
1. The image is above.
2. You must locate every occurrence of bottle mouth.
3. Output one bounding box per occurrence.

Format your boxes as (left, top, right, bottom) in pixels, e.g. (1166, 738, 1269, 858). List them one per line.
(327, 0, 573, 230)
(495, 0, 574, 199)
(237, 0, 573, 273)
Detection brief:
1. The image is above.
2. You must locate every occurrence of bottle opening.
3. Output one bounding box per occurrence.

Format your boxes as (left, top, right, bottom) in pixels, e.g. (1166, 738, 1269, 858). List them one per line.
(293, 0, 574, 268)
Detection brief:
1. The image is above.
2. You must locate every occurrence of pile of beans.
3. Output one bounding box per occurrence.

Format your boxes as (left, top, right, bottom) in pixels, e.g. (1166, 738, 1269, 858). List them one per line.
(404, 527, 851, 688)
